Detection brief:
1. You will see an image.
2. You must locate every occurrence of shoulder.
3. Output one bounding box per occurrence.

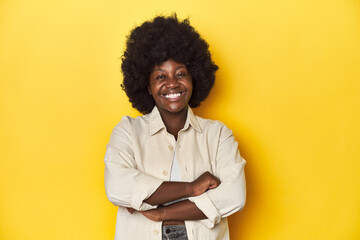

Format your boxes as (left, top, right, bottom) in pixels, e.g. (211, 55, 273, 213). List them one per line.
(195, 115, 233, 141)
(113, 114, 150, 135)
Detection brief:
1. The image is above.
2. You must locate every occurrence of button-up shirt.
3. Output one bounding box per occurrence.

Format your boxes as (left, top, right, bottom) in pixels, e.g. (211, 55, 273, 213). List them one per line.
(104, 106, 246, 240)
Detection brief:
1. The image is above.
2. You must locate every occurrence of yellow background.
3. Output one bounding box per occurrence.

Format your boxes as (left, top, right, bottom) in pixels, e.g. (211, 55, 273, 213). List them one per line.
(1, 0, 359, 239)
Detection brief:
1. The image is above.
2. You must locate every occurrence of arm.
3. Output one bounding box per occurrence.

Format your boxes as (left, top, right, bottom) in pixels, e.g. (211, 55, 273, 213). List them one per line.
(139, 200, 207, 222)
(104, 119, 163, 211)
(188, 126, 247, 228)
(129, 172, 221, 222)
(105, 117, 221, 211)
(144, 171, 221, 206)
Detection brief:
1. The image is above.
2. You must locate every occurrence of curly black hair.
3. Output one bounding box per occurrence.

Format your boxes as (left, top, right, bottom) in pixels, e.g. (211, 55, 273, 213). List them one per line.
(121, 14, 218, 114)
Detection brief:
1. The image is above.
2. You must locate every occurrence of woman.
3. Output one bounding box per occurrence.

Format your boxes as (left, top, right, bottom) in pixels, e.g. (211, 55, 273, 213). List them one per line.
(104, 15, 246, 240)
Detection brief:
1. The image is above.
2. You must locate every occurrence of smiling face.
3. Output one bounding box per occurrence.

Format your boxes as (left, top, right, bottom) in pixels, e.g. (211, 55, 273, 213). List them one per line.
(149, 59, 193, 115)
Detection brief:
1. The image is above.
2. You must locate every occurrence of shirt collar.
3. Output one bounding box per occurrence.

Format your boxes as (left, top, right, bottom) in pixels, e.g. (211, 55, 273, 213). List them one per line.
(149, 106, 202, 136)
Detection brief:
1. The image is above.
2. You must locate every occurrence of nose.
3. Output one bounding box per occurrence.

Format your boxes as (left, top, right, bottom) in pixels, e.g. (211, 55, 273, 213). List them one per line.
(165, 75, 180, 88)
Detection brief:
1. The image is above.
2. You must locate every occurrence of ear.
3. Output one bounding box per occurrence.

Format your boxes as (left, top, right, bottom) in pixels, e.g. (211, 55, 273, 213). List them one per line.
(147, 85, 152, 95)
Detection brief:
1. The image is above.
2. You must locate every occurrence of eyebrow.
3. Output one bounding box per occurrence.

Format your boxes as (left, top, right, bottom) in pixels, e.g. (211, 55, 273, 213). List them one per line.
(153, 66, 186, 72)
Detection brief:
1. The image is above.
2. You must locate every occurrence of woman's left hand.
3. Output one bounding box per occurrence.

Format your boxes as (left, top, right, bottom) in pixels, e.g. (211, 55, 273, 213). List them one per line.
(140, 208, 163, 222)
(127, 207, 163, 221)
(126, 207, 135, 214)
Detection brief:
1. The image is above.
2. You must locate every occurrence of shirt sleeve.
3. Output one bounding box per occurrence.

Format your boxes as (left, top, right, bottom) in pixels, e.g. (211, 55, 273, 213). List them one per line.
(188, 126, 246, 228)
(104, 117, 163, 211)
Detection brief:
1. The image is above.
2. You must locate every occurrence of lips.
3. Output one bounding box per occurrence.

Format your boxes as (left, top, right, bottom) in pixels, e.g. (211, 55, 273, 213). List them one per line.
(162, 92, 185, 100)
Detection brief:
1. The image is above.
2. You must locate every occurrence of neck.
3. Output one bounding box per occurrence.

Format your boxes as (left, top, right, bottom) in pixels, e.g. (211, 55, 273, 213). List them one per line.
(157, 107, 188, 140)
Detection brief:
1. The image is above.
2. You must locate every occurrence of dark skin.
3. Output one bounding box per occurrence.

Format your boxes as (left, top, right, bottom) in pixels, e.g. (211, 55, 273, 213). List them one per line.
(127, 59, 221, 225)
(148, 59, 193, 139)
(157, 108, 187, 140)
(141, 172, 221, 224)
(127, 172, 220, 224)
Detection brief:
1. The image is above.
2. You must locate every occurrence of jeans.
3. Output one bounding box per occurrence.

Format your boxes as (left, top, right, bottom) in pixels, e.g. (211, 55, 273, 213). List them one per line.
(162, 225, 188, 240)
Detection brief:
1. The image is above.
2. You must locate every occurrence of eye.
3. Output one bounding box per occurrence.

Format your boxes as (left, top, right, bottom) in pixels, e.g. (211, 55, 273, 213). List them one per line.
(155, 74, 166, 80)
(176, 72, 187, 78)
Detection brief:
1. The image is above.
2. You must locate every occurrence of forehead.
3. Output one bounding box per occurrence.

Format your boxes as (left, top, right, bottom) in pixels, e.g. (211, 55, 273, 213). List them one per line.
(152, 59, 187, 72)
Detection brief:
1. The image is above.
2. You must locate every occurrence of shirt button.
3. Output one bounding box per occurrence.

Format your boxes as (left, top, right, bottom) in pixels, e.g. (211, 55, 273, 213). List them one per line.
(168, 145, 173, 151)
(162, 170, 168, 176)
(153, 229, 159, 235)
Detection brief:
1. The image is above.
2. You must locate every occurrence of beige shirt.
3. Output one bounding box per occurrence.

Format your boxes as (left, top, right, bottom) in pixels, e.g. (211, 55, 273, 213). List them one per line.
(104, 106, 246, 240)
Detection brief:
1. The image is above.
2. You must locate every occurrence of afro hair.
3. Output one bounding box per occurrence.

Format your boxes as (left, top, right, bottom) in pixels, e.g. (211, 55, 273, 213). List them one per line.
(121, 14, 218, 114)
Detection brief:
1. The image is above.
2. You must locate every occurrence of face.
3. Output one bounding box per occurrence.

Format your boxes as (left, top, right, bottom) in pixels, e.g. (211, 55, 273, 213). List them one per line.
(149, 59, 193, 115)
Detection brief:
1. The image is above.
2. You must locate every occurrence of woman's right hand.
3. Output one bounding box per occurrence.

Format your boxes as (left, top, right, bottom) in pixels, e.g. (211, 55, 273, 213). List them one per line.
(190, 171, 221, 196)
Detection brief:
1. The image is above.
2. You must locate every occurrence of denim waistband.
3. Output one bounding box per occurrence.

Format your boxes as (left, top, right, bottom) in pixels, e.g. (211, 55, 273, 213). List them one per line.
(162, 225, 188, 240)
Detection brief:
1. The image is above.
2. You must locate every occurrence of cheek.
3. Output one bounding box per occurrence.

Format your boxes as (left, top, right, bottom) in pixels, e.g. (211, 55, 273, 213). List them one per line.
(148, 83, 157, 95)
(188, 77, 193, 90)
(187, 82, 193, 95)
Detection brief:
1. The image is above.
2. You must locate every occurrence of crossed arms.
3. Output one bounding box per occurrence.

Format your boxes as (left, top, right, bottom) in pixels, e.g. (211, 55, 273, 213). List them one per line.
(104, 120, 246, 228)
(128, 172, 221, 223)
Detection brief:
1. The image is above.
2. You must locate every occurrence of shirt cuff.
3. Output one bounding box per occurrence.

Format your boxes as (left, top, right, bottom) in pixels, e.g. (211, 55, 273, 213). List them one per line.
(130, 174, 163, 211)
(188, 192, 221, 228)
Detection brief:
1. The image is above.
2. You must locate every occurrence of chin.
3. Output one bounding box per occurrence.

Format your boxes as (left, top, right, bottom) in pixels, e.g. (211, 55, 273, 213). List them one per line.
(166, 104, 188, 113)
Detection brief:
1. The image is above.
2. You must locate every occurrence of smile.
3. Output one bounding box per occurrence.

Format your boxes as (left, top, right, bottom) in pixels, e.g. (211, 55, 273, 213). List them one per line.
(163, 92, 184, 99)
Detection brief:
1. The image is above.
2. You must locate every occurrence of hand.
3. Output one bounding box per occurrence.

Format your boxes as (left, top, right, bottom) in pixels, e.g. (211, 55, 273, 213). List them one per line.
(139, 208, 163, 222)
(190, 171, 221, 196)
(127, 207, 162, 221)
(127, 208, 135, 214)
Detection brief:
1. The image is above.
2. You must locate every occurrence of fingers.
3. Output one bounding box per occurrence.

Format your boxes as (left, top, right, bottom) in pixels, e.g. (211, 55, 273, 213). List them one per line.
(202, 172, 221, 189)
(210, 175, 221, 188)
(139, 209, 161, 222)
(127, 208, 135, 214)
(128, 208, 159, 221)
(208, 181, 220, 189)
(191, 171, 221, 196)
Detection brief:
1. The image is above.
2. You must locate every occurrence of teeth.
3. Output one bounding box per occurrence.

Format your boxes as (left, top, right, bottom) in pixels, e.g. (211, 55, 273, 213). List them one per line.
(164, 93, 181, 98)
